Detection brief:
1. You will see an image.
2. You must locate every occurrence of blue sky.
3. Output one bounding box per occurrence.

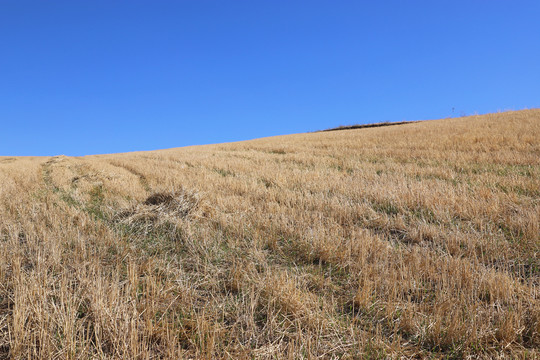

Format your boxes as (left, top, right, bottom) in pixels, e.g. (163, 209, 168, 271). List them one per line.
(1, 1, 539, 156)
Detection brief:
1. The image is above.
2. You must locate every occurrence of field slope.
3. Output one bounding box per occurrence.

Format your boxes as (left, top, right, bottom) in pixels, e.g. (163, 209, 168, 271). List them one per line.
(0, 110, 539, 359)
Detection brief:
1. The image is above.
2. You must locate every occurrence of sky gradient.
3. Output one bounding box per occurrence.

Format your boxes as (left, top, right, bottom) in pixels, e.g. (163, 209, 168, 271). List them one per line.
(1, 1, 539, 156)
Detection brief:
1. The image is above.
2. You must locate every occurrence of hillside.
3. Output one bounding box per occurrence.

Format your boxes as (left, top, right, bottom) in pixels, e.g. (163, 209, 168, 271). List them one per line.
(0, 110, 539, 359)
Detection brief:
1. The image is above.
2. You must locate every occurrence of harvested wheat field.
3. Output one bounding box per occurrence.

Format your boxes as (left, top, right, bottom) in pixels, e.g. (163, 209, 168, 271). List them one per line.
(0, 109, 539, 359)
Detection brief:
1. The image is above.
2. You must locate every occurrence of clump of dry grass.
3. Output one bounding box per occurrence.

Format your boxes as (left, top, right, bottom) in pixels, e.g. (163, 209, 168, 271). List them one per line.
(115, 189, 200, 228)
(0, 109, 538, 359)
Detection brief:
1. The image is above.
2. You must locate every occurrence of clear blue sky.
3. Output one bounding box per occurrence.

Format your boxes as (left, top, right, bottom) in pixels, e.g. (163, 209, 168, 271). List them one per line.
(1, 1, 539, 156)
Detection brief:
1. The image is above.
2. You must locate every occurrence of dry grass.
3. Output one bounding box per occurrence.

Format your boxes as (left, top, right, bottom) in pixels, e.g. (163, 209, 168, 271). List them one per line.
(0, 109, 539, 359)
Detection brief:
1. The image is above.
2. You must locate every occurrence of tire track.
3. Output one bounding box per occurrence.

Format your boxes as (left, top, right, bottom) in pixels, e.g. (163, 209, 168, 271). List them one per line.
(106, 160, 151, 192)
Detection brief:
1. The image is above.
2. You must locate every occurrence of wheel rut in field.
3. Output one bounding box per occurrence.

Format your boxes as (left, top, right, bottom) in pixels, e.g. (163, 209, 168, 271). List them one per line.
(106, 160, 151, 192)
(41, 156, 106, 207)
(42, 156, 67, 192)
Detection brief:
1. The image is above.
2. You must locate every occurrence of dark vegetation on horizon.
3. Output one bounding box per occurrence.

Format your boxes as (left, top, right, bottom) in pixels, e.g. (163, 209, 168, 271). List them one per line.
(321, 120, 418, 132)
